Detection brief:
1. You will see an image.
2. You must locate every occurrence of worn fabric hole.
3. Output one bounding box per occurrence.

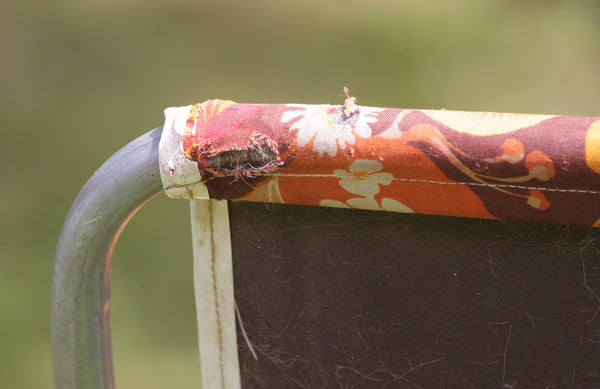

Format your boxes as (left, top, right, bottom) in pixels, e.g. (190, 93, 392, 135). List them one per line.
(206, 143, 278, 172)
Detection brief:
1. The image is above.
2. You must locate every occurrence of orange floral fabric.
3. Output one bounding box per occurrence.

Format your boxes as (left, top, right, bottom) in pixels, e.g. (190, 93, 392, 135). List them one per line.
(161, 98, 600, 226)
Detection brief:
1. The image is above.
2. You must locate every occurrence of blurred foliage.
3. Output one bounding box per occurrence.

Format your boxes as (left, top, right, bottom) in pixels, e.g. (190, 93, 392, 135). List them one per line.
(1, 0, 599, 387)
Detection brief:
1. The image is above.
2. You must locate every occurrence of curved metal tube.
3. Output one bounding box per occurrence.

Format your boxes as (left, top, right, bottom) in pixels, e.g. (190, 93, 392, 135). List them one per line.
(52, 127, 164, 388)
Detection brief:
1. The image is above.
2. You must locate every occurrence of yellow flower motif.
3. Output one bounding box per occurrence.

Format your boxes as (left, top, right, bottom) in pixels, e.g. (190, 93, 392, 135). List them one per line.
(337, 159, 392, 197)
(320, 159, 413, 213)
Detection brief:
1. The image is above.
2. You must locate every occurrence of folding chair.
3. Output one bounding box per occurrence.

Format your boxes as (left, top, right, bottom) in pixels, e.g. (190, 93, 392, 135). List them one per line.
(52, 95, 600, 388)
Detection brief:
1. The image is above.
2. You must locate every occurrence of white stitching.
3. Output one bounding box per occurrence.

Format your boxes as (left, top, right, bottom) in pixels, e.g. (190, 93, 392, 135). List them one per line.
(168, 173, 600, 195)
(249, 173, 600, 195)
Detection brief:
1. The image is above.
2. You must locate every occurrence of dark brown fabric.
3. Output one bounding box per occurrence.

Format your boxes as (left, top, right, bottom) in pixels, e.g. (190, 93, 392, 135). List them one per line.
(230, 202, 600, 388)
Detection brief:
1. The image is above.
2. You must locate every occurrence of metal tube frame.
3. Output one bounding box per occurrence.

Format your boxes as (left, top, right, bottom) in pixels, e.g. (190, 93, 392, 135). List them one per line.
(52, 127, 164, 388)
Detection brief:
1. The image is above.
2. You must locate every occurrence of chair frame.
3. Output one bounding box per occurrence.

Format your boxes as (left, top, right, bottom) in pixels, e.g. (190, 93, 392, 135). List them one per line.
(52, 127, 163, 388)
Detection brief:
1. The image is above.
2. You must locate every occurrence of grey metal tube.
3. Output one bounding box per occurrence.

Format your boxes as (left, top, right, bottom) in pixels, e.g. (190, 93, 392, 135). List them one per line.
(52, 127, 164, 388)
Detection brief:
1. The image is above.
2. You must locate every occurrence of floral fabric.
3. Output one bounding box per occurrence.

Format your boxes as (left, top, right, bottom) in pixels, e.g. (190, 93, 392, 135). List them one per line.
(160, 97, 600, 226)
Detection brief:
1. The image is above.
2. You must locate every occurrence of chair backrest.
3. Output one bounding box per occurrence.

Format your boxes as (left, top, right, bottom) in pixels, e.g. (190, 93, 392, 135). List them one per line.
(52, 98, 600, 388)
(229, 201, 600, 388)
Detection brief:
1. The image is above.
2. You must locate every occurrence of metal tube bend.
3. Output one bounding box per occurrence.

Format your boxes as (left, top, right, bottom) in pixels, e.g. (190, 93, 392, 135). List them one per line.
(52, 127, 164, 388)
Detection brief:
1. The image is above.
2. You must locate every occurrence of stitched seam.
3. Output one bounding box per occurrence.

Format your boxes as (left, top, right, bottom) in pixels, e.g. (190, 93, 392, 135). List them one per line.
(250, 173, 600, 194)
(208, 205, 226, 388)
(168, 174, 600, 195)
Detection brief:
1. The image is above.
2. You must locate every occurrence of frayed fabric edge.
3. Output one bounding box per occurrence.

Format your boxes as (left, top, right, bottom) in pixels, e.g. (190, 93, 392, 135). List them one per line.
(159, 105, 210, 199)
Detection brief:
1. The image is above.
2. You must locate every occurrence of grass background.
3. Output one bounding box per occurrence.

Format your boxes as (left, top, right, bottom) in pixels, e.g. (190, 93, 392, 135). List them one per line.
(1, 0, 599, 387)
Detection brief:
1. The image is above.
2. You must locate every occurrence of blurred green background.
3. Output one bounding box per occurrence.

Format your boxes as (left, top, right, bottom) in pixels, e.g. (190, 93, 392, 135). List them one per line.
(1, 0, 599, 387)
